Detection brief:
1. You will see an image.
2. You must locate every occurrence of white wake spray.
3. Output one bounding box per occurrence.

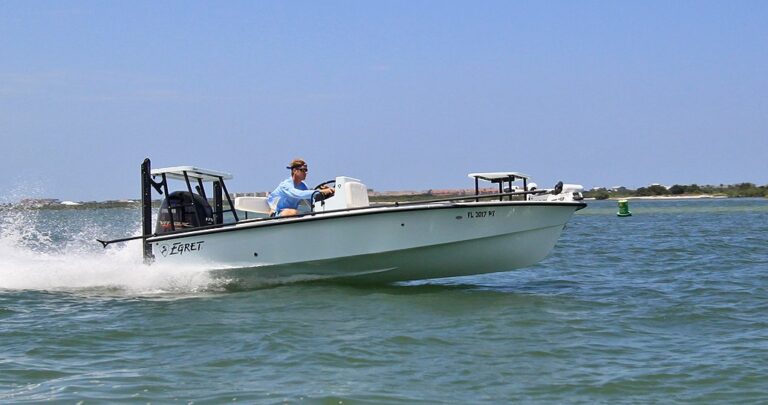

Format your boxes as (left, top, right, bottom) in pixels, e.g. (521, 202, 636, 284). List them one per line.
(0, 205, 222, 294)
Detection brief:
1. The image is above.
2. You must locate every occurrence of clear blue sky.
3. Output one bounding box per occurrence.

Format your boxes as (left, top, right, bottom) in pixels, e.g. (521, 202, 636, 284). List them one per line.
(1, 1, 766, 201)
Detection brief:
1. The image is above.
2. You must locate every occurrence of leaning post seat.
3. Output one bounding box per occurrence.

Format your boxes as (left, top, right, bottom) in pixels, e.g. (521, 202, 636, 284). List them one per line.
(234, 196, 272, 217)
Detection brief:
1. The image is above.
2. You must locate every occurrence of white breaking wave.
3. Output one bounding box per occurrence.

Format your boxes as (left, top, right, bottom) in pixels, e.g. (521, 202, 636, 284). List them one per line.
(0, 206, 221, 294)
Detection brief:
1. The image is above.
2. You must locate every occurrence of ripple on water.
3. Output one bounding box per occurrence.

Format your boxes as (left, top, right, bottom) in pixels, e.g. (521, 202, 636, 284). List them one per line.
(1, 199, 768, 403)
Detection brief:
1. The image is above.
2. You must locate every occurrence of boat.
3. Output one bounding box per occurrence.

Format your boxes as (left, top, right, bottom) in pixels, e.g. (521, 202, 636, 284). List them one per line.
(98, 159, 586, 285)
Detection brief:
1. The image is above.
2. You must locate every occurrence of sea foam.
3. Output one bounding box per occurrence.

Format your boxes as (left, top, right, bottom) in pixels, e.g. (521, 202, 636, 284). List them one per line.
(0, 205, 221, 294)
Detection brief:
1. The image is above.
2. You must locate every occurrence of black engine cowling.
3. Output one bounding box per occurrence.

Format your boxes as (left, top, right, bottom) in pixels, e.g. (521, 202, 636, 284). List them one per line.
(155, 191, 213, 234)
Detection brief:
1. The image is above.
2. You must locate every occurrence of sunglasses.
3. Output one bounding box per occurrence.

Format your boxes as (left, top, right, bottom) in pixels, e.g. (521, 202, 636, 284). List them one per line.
(295, 167, 308, 173)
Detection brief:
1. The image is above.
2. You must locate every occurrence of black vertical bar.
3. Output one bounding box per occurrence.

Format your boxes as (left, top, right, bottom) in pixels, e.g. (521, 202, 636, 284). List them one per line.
(219, 177, 239, 222)
(160, 174, 170, 195)
(213, 181, 224, 224)
(196, 178, 207, 199)
(475, 177, 479, 202)
(161, 173, 174, 231)
(183, 172, 196, 196)
(498, 181, 502, 201)
(183, 172, 201, 226)
(523, 178, 528, 201)
(182, 171, 205, 229)
(140, 158, 154, 264)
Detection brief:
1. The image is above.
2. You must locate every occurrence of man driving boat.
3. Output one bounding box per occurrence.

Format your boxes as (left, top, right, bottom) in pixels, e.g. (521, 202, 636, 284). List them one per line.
(267, 158, 334, 217)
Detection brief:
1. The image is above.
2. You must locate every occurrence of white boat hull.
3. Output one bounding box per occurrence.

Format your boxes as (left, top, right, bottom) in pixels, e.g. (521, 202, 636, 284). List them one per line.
(147, 201, 583, 285)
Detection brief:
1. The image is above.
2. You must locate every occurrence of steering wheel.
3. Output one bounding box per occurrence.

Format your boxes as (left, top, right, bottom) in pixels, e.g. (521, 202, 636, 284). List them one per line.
(313, 179, 336, 190)
(311, 179, 336, 204)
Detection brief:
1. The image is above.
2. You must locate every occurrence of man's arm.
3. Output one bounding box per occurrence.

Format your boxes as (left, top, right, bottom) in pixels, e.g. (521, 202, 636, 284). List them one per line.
(278, 183, 317, 200)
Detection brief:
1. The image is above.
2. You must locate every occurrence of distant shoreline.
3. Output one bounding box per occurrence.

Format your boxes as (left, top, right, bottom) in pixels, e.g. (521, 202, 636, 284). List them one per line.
(608, 194, 729, 201)
(4, 193, 765, 210)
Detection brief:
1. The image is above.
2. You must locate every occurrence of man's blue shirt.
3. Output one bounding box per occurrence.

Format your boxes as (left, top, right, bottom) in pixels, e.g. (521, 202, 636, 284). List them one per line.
(267, 177, 316, 212)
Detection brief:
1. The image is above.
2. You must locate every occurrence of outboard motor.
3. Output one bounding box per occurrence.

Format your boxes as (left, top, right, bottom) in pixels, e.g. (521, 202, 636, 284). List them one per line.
(155, 191, 214, 234)
(527, 183, 584, 202)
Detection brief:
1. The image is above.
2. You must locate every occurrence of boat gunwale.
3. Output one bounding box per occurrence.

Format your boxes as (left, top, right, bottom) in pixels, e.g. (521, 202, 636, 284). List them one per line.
(146, 199, 587, 243)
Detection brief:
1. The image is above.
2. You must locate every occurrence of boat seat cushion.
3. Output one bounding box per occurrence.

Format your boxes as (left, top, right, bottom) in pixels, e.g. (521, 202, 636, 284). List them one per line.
(234, 196, 271, 215)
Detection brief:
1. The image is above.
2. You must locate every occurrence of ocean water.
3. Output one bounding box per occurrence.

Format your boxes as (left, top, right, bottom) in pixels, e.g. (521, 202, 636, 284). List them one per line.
(1, 198, 767, 404)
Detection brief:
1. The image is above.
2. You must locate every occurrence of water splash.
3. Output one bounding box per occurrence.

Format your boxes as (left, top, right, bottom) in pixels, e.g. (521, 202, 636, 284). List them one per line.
(0, 205, 223, 294)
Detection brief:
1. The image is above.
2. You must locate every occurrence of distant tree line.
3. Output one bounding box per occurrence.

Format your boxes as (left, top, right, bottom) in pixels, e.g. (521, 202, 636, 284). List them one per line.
(584, 183, 768, 200)
(7, 182, 766, 209)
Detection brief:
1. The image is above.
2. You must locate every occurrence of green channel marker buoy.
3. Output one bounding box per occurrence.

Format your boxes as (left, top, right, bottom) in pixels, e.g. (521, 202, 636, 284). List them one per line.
(617, 199, 632, 217)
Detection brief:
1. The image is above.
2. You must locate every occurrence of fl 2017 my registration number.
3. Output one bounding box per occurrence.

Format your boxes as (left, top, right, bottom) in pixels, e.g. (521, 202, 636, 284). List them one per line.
(467, 210, 495, 219)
